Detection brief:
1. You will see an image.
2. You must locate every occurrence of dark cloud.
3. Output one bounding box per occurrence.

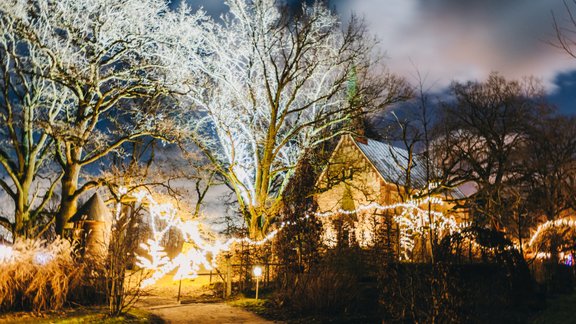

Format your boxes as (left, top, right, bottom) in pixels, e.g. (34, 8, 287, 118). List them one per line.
(331, 0, 576, 91)
(179, 0, 576, 98)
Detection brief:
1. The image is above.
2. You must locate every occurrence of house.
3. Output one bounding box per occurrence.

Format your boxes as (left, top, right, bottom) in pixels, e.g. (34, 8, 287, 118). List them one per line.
(314, 134, 467, 260)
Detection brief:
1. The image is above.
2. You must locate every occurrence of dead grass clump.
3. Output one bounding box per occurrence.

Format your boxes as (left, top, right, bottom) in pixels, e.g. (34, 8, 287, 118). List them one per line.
(0, 238, 83, 313)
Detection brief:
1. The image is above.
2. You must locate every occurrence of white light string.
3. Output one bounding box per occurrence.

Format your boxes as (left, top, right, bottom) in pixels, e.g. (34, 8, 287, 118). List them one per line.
(529, 218, 576, 247)
(0, 190, 459, 286)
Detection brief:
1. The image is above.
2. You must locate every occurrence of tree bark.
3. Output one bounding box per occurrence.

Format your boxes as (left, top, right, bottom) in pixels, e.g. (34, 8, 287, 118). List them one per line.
(56, 162, 81, 236)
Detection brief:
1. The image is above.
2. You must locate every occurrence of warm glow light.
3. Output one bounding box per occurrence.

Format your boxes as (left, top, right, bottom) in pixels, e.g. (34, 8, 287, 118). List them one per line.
(0, 238, 71, 267)
(131, 188, 458, 285)
(131, 189, 285, 287)
(0, 245, 15, 263)
(313, 196, 444, 218)
(253, 266, 263, 277)
(314, 197, 457, 259)
(529, 218, 576, 247)
(0, 189, 459, 281)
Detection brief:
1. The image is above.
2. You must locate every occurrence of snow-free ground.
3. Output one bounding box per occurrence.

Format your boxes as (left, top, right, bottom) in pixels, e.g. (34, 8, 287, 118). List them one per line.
(146, 302, 273, 324)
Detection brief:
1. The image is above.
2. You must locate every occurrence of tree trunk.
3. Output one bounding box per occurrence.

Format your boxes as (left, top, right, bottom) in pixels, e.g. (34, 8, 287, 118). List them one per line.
(12, 167, 34, 238)
(56, 163, 81, 236)
(248, 205, 264, 240)
(13, 209, 25, 238)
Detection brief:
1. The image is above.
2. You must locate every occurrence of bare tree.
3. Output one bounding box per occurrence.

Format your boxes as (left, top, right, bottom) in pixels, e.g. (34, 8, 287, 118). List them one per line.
(0, 15, 62, 239)
(433, 73, 553, 231)
(523, 116, 576, 247)
(0, 0, 207, 235)
(184, 0, 409, 238)
(549, 0, 576, 218)
(550, 0, 576, 58)
(379, 74, 455, 263)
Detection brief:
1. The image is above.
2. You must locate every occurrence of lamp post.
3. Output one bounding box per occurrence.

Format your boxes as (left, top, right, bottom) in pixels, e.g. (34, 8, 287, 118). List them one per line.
(253, 266, 263, 300)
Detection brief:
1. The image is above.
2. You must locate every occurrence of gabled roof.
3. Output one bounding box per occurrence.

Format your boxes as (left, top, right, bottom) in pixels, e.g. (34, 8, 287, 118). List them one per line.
(319, 134, 466, 199)
(354, 137, 428, 188)
(69, 192, 112, 223)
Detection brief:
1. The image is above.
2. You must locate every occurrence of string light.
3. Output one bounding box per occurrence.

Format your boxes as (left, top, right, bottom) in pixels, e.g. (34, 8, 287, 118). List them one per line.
(313, 197, 456, 259)
(0, 188, 459, 285)
(313, 196, 444, 218)
(0, 238, 70, 266)
(33, 252, 54, 266)
(128, 187, 465, 285)
(131, 190, 287, 287)
(528, 218, 576, 247)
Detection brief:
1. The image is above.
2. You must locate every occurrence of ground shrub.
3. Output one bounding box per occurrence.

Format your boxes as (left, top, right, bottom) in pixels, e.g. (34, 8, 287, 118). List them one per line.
(378, 262, 540, 323)
(532, 262, 574, 295)
(275, 248, 372, 317)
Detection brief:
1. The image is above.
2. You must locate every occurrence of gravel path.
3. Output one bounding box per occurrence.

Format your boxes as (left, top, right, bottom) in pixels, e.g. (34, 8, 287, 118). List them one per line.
(146, 302, 275, 324)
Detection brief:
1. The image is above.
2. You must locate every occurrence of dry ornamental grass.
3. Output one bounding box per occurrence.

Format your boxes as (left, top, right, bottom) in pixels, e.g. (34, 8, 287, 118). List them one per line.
(0, 238, 83, 312)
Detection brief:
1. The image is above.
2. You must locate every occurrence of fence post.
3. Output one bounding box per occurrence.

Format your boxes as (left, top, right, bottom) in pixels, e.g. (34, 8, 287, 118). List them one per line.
(225, 254, 232, 299)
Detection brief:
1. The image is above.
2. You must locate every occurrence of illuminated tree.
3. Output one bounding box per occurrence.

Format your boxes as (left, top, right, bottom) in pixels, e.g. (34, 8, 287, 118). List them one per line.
(184, 0, 408, 238)
(0, 0, 206, 235)
(0, 15, 62, 238)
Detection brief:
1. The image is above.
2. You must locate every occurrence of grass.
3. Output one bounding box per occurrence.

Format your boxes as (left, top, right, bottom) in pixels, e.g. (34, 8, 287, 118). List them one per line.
(0, 306, 161, 324)
(532, 291, 576, 324)
(227, 294, 381, 323)
(51, 308, 157, 323)
(228, 296, 268, 316)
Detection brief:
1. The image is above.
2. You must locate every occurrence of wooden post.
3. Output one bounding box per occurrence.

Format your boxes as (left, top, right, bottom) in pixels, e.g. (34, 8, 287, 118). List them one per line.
(255, 276, 259, 300)
(225, 254, 232, 299)
(177, 279, 182, 304)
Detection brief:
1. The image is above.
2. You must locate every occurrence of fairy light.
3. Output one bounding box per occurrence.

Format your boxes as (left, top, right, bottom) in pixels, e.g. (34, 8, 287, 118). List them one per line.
(0, 188, 459, 282)
(0, 238, 70, 267)
(314, 196, 457, 259)
(313, 196, 444, 219)
(128, 187, 460, 285)
(129, 189, 288, 288)
(528, 218, 576, 247)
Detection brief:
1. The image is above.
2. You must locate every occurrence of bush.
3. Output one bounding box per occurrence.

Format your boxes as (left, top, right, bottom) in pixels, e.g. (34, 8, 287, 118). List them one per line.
(276, 248, 369, 316)
(378, 263, 539, 323)
(0, 238, 83, 312)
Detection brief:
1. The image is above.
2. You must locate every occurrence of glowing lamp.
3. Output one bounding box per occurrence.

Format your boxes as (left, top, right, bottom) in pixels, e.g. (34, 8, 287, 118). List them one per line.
(253, 266, 263, 300)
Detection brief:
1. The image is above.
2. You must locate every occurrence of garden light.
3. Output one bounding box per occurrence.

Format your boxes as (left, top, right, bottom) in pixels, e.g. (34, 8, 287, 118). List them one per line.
(129, 187, 452, 287)
(253, 266, 263, 300)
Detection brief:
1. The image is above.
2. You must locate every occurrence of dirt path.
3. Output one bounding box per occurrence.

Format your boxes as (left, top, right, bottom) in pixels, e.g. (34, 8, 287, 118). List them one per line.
(146, 302, 275, 324)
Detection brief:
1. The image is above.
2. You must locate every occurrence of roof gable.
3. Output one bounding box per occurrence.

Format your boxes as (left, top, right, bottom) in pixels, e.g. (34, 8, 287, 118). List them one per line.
(69, 192, 112, 223)
(352, 136, 428, 188)
(317, 134, 467, 199)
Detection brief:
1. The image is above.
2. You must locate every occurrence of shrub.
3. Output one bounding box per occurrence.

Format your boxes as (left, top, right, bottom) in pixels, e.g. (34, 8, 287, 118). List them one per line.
(378, 262, 539, 323)
(276, 248, 368, 316)
(0, 238, 83, 312)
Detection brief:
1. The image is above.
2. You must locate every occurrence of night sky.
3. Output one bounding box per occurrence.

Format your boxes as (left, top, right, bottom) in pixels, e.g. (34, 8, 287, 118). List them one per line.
(180, 0, 576, 115)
